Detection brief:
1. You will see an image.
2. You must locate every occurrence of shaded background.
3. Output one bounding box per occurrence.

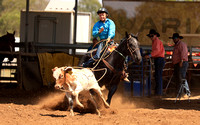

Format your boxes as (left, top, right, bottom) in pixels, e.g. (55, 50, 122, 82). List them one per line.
(103, 0, 200, 47)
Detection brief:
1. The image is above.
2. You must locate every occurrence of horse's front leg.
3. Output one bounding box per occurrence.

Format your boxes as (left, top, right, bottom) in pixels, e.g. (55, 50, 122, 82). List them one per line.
(65, 92, 74, 116)
(106, 84, 118, 105)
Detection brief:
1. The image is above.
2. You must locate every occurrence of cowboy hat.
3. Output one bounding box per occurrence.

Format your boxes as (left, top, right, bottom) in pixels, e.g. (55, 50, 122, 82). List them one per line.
(147, 29, 160, 37)
(169, 33, 183, 39)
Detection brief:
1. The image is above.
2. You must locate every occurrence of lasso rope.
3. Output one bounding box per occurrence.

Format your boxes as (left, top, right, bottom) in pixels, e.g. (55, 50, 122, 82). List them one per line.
(90, 39, 108, 61)
(91, 39, 110, 70)
(72, 39, 110, 81)
(72, 66, 107, 82)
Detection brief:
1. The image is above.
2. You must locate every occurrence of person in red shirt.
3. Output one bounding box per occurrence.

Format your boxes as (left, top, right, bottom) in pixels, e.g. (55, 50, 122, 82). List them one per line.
(145, 29, 165, 96)
(169, 33, 188, 93)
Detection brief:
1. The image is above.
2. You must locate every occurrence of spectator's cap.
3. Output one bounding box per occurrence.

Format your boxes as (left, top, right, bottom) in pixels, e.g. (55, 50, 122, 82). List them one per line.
(147, 29, 160, 37)
(169, 33, 183, 39)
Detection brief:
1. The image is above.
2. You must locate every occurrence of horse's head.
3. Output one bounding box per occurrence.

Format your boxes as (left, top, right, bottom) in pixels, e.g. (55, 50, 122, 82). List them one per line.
(125, 32, 142, 63)
(6, 31, 15, 52)
(0, 31, 16, 62)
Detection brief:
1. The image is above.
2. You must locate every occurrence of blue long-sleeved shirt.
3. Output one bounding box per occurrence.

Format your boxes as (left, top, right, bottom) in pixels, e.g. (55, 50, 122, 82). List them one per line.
(92, 18, 115, 40)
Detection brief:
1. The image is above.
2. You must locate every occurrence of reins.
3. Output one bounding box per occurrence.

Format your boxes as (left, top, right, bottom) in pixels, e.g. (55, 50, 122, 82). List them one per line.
(97, 35, 139, 75)
(113, 49, 126, 59)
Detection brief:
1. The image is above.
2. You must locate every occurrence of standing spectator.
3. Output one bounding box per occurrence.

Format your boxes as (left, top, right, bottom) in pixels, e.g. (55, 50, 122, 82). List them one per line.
(145, 29, 165, 96)
(169, 33, 188, 93)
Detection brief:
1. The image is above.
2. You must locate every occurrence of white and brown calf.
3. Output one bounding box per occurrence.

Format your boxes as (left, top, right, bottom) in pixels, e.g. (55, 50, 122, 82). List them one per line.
(52, 66, 109, 116)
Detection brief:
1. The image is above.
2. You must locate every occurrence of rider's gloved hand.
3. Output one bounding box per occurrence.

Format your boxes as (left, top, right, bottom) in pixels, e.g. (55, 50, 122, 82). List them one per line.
(99, 27, 104, 34)
(106, 37, 111, 44)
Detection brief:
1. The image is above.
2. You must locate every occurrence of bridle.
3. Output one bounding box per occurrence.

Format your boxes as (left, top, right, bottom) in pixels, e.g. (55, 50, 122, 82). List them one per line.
(102, 34, 139, 75)
(127, 35, 140, 60)
(114, 35, 139, 60)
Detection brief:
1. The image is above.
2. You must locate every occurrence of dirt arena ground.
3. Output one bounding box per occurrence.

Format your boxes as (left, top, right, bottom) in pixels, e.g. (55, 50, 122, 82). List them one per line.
(0, 86, 200, 125)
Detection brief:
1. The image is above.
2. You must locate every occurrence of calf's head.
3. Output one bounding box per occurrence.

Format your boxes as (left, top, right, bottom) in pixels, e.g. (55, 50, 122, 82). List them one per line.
(52, 67, 76, 91)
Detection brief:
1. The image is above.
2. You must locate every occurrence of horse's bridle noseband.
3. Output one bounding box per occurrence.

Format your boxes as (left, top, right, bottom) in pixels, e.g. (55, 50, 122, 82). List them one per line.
(126, 35, 140, 60)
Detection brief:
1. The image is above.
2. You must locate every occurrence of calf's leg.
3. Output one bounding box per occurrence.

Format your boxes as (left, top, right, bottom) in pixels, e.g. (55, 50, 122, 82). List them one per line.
(73, 91, 84, 108)
(65, 92, 74, 116)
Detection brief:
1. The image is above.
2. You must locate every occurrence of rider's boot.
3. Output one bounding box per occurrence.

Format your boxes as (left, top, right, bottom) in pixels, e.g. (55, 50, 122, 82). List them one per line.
(121, 70, 130, 82)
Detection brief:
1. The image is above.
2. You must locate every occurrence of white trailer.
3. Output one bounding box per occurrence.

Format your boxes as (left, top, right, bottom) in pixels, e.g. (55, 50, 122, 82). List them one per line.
(20, 0, 91, 53)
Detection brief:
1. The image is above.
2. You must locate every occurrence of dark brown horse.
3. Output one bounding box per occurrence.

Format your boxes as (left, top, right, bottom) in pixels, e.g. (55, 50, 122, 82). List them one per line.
(92, 32, 142, 104)
(0, 31, 15, 66)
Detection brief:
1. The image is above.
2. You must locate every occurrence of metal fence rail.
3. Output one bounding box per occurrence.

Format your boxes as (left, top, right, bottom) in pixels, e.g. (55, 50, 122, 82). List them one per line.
(0, 43, 199, 90)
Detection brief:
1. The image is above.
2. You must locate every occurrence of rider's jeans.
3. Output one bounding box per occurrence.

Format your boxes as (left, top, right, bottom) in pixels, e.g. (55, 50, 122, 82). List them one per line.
(83, 40, 113, 67)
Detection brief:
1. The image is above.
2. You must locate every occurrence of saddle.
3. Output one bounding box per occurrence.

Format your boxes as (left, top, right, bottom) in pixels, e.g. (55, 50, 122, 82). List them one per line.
(79, 41, 118, 68)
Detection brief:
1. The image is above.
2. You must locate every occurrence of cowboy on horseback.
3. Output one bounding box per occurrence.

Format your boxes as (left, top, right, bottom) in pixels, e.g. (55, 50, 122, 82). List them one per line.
(82, 7, 116, 67)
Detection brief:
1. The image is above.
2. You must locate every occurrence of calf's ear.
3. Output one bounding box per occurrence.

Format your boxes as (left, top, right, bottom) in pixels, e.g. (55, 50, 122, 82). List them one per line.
(64, 67, 73, 75)
(52, 67, 58, 72)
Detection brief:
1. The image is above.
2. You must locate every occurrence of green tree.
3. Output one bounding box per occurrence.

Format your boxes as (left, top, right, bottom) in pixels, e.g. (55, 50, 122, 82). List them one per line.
(79, 0, 101, 23)
(0, 0, 3, 12)
(78, 0, 101, 39)
(0, 0, 48, 36)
